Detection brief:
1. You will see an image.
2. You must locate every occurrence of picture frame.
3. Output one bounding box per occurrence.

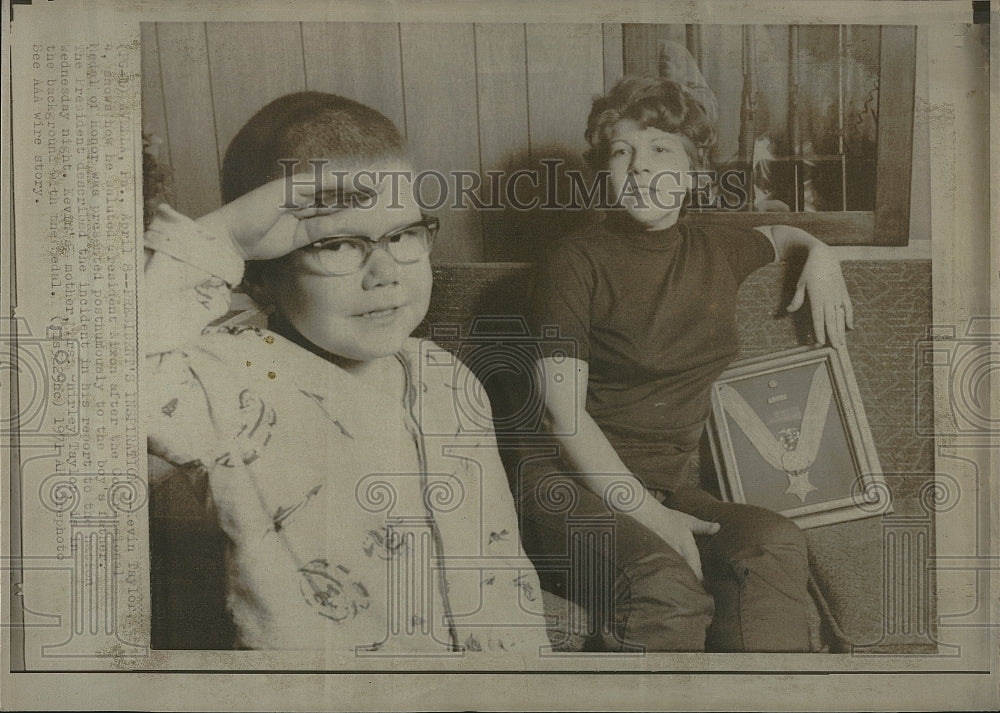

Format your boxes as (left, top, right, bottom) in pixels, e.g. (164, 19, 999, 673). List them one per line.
(708, 345, 891, 529)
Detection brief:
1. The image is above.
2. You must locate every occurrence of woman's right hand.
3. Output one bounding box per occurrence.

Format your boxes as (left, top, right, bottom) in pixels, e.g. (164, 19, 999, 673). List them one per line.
(644, 504, 720, 581)
(539, 355, 722, 581)
(195, 169, 367, 262)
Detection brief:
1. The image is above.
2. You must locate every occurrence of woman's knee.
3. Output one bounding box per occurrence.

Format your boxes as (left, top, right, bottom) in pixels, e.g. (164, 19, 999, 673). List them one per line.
(702, 509, 812, 652)
(711, 505, 808, 563)
(608, 548, 715, 652)
(755, 509, 807, 554)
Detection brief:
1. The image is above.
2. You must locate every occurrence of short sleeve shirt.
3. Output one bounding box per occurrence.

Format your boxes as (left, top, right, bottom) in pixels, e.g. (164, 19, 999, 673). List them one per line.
(531, 212, 775, 489)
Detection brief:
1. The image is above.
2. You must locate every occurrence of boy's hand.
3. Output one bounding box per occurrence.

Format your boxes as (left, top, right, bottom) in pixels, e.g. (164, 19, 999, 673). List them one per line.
(646, 505, 720, 581)
(196, 170, 364, 262)
(786, 244, 854, 347)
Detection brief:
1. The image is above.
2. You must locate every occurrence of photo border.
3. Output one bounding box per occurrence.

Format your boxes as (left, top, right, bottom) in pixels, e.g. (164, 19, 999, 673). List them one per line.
(2, 1, 995, 710)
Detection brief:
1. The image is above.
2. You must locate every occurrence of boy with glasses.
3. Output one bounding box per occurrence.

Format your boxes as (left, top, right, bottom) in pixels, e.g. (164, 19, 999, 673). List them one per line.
(145, 92, 549, 654)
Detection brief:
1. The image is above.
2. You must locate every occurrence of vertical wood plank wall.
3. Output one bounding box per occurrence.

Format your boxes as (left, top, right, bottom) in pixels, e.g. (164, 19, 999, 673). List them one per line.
(142, 22, 918, 257)
(142, 22, 624, 262)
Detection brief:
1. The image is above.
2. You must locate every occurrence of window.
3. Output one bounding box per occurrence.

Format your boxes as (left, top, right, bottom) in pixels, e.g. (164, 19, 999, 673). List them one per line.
(622, 24, 917, 245)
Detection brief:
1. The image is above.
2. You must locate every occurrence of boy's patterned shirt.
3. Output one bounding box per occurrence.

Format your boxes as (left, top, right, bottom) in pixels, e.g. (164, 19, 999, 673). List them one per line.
(145, 206, 549, 655)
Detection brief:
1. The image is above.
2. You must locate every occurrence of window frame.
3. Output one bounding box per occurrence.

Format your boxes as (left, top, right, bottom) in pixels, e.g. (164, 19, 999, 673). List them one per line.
(619, 24, 917, 246)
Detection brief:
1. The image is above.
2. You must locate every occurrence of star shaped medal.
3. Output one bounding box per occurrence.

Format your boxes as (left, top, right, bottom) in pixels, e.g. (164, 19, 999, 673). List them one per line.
(718, 365, 833, 503)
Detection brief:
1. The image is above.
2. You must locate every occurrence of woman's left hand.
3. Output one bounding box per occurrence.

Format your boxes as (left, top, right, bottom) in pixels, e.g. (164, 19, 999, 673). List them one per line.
(786, 244, 854, 347)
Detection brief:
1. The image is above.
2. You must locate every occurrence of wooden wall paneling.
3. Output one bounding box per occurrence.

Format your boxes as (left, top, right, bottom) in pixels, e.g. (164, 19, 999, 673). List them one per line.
(525, 24, 604, 156)
(522, 24, 605, 255)
(873, 26, 916, 245)
(301, 23, 406, 135)
(399, 23, 483, 263)
(475, 24, 528, 170)
(622, 24, 685, 77)
(474, 23, 530, 261)
(622, 23, 655, 76)
(602, 23, 624, 90)
(155, 23, 222, 218)
(205, 23, 307, 174)
(140, 24, 172, 179)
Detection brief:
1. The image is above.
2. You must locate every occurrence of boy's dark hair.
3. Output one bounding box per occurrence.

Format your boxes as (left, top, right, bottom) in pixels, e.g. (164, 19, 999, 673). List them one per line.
(583, 76, 716, 172)
(221, 91, 407, 203)
(222, 92, 407, 304)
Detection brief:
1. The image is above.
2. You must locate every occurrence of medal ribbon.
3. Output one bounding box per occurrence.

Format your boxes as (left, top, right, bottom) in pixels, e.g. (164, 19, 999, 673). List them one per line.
(717, 365, 833, 474)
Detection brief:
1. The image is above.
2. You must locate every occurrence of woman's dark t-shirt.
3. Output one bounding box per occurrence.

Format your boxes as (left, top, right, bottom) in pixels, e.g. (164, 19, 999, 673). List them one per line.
(532, 212, 775, 491)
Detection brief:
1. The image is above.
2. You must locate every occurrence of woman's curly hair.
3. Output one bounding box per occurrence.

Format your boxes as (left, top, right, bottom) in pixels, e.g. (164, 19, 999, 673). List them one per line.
(584, 76, 716, 172)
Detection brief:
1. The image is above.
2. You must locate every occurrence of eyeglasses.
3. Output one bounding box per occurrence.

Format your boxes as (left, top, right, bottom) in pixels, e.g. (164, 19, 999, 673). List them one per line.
(300, 215, 439, 276)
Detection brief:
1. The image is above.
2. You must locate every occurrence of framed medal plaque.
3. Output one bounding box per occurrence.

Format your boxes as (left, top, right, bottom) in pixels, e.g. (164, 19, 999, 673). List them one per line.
(708, 346, 891, 529)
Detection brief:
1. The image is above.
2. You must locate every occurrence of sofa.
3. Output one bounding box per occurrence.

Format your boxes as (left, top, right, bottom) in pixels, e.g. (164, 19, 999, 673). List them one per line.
(150, 256, 936, 654)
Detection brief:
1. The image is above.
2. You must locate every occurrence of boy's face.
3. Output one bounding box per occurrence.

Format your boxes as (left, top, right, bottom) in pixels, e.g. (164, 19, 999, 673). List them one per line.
(267, 161, 432, 363)
(607, 119, 692, 231)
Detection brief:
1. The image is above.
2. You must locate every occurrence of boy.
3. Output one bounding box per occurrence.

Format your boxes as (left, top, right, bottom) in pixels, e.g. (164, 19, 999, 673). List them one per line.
(145, 92, 549, 654)
(521, 77, 853, 652)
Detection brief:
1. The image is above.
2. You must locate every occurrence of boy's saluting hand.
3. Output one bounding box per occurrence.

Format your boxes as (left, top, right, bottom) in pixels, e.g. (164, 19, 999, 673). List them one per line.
(196, 169, 366, 262)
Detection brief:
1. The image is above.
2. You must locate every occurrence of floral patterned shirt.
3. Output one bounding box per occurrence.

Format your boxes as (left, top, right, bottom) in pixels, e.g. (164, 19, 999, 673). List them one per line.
(145, 205, 549, 656)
